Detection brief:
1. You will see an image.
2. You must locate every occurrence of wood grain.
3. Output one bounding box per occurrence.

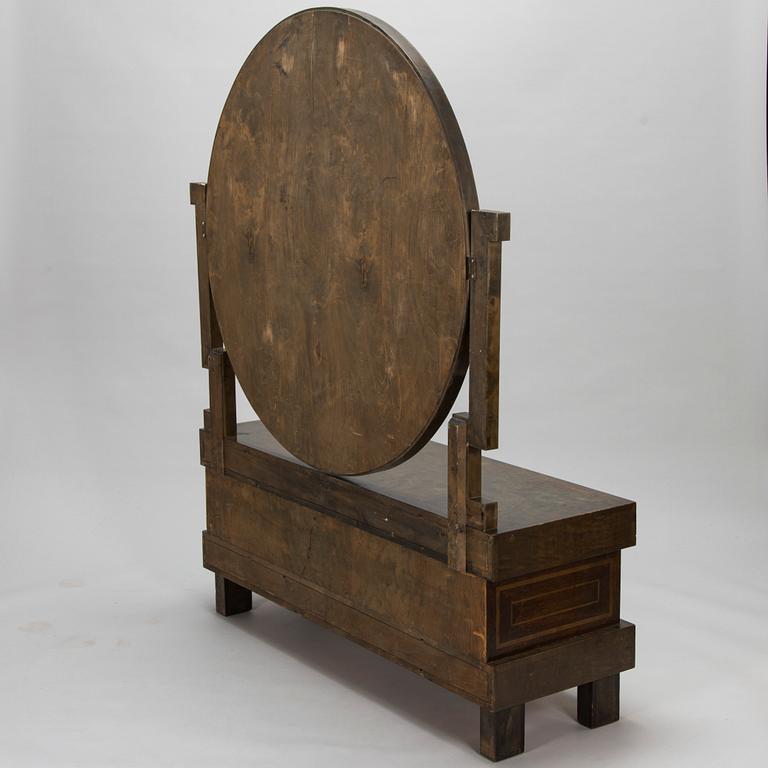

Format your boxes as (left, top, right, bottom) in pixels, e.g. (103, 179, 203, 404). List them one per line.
(204, 525, 635, 716)
(480, 705, 525, 761)
(487, 554, 619, 657)
(577, 674, 620, 728)
(189, 182, 222, 367)
(214, 574, 252, 616)
(205, 470, 488, 663)
(201, 425, 494, 578)
(490, 620, 635, 709)
(207, 349, 236, 473)
(447, 415, 469, 571)
(206, 8, 477, 475)
(215, 420, 635, 580)
(203, 534, 491, 705)
(195, 8, 637, 759)
(469, 211, 509, 450)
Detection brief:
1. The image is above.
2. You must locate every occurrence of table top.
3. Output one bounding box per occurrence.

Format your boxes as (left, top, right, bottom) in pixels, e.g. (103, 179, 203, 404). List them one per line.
(236, 420, 634, 535)
(207, 8, 477, 476)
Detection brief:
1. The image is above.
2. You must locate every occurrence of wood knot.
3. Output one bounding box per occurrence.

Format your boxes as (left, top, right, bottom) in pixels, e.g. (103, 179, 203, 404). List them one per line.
(356, 256, 370, 289)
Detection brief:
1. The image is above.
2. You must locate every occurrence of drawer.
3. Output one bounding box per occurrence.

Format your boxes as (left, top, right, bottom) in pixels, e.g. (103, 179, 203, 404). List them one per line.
(487, 553, 620, 658)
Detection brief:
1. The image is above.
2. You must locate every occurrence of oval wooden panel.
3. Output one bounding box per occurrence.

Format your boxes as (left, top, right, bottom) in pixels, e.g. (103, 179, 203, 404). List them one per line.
(207, 8, 477, 475)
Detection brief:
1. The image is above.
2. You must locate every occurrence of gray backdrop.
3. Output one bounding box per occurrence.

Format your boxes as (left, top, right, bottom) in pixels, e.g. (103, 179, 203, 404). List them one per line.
(2, 1, 766, 766)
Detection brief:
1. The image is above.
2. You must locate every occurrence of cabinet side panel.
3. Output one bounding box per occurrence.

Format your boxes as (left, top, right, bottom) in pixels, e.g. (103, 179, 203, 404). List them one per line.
(205, 470, 487, 662)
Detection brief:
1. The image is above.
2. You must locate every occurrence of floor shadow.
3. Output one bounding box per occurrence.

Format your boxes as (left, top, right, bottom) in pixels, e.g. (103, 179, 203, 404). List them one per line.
(213, 595, 615, 759)
(226, 598, 479, 755)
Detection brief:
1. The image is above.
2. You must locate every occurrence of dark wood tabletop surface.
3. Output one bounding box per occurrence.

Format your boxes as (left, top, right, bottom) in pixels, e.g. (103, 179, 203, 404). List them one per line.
(236, 420, 634, 535)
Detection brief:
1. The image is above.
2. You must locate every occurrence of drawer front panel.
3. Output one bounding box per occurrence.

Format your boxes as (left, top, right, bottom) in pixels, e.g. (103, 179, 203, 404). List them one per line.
(488, 554, 619, 657)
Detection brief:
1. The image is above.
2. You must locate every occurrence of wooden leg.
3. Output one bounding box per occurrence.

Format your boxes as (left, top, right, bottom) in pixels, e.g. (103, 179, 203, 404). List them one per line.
(480, 704, 525, 761)
(577, 674, 620, 728)
(215, 574, 252, 616)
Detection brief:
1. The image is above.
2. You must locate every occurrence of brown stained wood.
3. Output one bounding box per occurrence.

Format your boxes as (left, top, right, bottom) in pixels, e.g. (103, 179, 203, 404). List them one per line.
(189, 181, 206, 207)
(234, 421, 634, 534)
(225, 421, 635, 579)
(214, 573, 252, 616)
(207, 349, 236, 472)
(577, 674, 620, 728)
(206, 527, 634, 718)
(200, 425, 495, 577)
(466, 422, 482, 502)
(205, 470, 488, 663)
(206, 8, 477, 476)
(468, 499, 499, 533)
(195, 10, 637, 761)
(203, 533, 491, 705)
(487, 554, 620, 657)
(490, 621, 635, 710)
(199, 428, 207, 467)
(492, 511, 634, 581)
(469, 210, 510, 451)
(480, 705, 525, 761)
(204, 531, 634, 716)
(189, 182, 221, 368)
(464, 414, 498, 533)
(447, 415, 469, 571)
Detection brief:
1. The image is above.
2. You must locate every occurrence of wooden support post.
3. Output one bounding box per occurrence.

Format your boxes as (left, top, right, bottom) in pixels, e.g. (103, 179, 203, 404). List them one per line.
(447, 414, 469, 570)
(480, 704, 525, 761)
(577, 674, 620, 728)
(208, 348, 236, 473)
(468, 498, 498, 533)
(449, 413, 498, 566)
(466, 425, 498, 532)
(190, 181, 222, 368)
(215, 574, 252, 616)
(468, 210, 510, 451)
